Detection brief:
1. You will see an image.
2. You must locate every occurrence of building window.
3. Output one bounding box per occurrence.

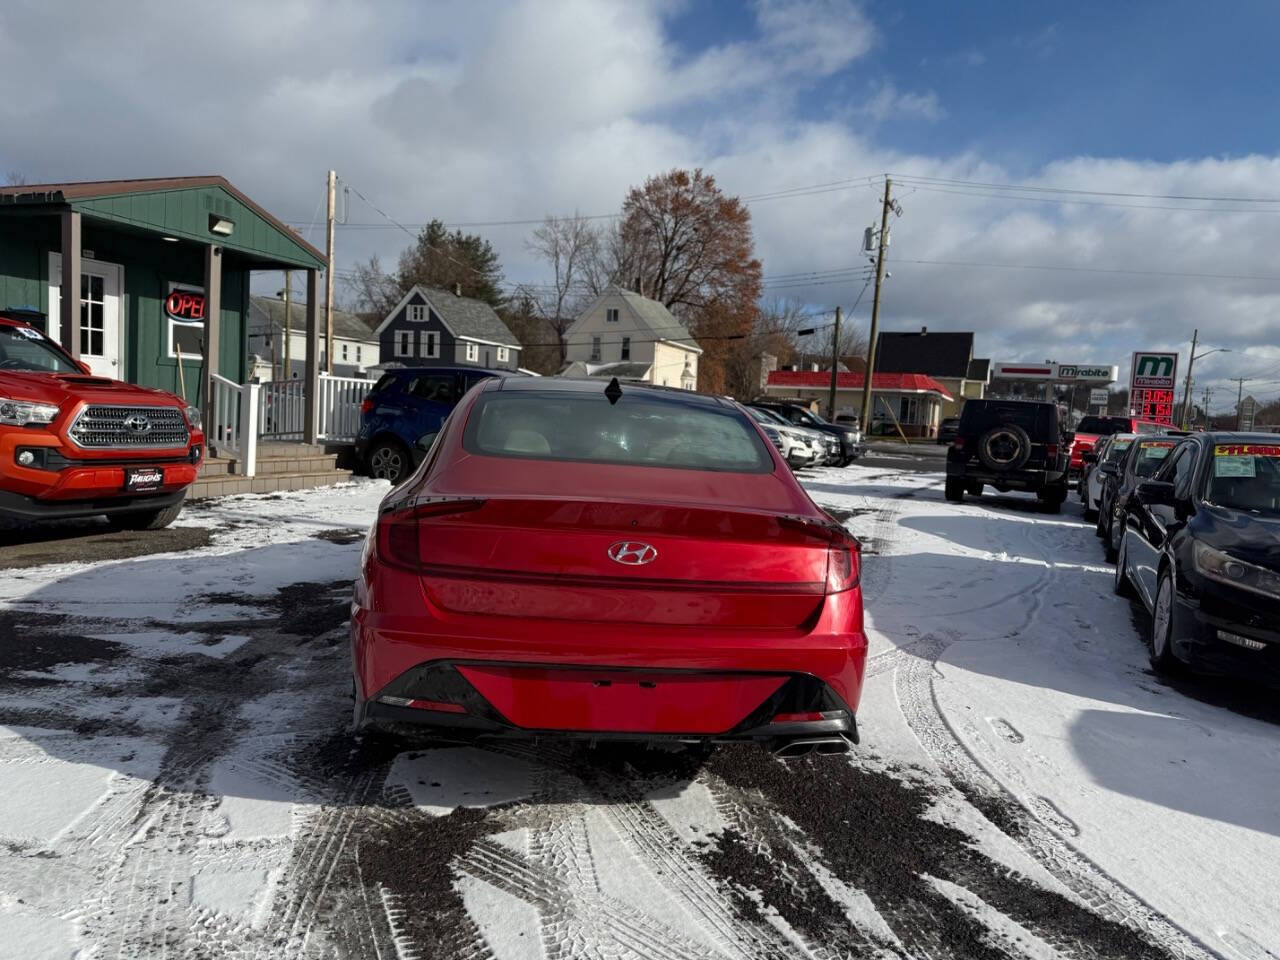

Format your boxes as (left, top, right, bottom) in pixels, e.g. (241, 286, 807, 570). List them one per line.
(620, 337, 630, 361)
(356, 345, 362, 363)
(420, 330, 439, 358)
(606, 308, 619, 323)
(590, 336, 601, 361)
(899, 396, 921, 424)
(341, 343, 349, 361)
(409, 304, 426, 322)
(465, 342, 479, 362)
(497, 346, 509, 363)
(395, 330, 411, 357)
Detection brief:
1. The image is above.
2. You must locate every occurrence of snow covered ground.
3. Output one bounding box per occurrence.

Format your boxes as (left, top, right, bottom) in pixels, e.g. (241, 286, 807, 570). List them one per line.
(0, 468, 1276, 959)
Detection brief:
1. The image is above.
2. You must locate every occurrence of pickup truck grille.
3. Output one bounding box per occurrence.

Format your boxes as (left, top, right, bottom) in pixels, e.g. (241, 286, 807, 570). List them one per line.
(68, 405, 190, 449)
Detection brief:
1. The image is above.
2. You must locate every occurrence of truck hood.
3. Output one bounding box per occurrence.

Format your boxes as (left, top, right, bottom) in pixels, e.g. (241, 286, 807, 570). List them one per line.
(0, 371, 186, 409)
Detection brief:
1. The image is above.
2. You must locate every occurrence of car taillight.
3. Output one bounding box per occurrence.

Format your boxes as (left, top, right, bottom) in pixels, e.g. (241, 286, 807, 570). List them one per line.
(825, 540, 860, 594)
(376, 498, 486, 571)
(1047, 443, 1059, 460)
(953, 436, 965, 450)
(360, 397, 376, 416)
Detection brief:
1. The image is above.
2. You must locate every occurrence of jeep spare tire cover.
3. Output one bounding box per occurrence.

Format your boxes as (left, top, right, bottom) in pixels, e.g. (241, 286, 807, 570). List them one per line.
(977, 424, 1032, 471)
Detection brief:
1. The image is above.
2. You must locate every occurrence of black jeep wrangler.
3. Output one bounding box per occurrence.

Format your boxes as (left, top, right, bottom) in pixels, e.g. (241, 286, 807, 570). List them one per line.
(945, 399, 1072, 512)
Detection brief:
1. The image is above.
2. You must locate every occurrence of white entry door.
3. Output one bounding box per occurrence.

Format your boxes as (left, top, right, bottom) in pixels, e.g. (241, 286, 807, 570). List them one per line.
(48, 254, 124, 378)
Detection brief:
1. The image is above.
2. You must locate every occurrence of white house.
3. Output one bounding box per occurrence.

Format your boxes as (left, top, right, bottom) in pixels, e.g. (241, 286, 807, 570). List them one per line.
(560, 287, 700, 390)
(247, 295, 380, 380)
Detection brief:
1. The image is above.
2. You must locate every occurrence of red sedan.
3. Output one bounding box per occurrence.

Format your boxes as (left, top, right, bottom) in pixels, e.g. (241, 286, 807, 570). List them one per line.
(350, 377, 867, 758)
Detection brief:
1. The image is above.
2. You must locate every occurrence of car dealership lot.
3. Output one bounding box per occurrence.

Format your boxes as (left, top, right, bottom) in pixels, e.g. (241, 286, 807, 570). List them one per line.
(0, 471, 1277, 959)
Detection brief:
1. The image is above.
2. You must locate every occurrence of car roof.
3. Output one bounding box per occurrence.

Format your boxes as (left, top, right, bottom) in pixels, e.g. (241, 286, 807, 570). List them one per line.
(487, 375, 736, 409)
(1196, 431, 1280, 443)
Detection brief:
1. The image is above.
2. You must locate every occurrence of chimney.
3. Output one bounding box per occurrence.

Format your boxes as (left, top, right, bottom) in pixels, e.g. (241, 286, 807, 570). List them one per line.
(921, 326, 927, 335)
(453, 282, 462, 297)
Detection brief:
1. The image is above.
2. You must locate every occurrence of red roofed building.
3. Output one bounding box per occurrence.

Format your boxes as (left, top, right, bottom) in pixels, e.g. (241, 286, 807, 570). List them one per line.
(764, 370, 954, 438)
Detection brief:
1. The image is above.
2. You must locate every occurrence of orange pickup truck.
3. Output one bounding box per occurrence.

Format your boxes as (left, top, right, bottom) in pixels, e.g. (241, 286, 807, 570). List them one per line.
(0, 315, 204, 529)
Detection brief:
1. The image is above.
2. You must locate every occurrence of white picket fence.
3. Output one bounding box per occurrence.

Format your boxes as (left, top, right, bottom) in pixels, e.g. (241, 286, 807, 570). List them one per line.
(211, 372, 373, 477)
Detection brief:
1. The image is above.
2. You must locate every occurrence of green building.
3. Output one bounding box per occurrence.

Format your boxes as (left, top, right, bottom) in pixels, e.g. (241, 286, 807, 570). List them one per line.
(0, 176, 328, 438)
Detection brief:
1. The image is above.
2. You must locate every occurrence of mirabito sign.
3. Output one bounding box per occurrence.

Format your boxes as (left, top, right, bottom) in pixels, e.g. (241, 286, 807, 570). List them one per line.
(991, 362, 1118, 384)
(1130, 352, 1178, 390)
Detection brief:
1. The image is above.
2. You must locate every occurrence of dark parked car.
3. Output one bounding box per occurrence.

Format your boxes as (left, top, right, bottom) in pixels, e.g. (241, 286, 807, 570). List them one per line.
(750, 400, 861, 464)
(937, 417, 961, 445)
(944, 399, 1071, 511)
(1113, 434, 1280, 677)
(355, 367, 516, 485)
(1098, 436, 1178, 560)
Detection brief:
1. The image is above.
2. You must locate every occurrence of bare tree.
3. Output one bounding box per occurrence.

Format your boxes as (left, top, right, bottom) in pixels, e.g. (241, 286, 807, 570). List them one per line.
(525, 213, 599, 366)
(341, 254, 401, 325)
(4, 172, 29, 187)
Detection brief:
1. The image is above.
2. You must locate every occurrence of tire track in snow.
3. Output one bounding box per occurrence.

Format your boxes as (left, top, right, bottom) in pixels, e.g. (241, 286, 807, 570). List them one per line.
(889, 502, 1219, 960)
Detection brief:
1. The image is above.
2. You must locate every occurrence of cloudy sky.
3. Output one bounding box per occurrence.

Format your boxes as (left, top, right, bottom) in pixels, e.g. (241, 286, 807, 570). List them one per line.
(3, 0, 1280, 410)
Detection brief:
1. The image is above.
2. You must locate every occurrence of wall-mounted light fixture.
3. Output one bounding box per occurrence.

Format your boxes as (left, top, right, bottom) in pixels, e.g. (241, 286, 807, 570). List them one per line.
(208, 215, 235, 236)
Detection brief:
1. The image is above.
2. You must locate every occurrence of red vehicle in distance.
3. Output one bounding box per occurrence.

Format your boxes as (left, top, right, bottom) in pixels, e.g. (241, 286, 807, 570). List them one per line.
(0, 314, 204, 530)
(1069, 414, 1167, 484)
(350, 377, 867, 758)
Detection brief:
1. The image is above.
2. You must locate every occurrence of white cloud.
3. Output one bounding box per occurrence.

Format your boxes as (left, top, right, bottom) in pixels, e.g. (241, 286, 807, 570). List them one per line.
(0, 0, 1273, 408)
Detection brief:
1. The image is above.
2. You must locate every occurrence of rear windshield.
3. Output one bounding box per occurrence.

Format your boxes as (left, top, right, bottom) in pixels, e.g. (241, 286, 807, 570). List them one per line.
(1077, 416, 1128, 436)
(464, 392, 774, 472)
(371, 373, 397, 394)
(961, 402, 1052, 436)
(1206, 443, 1280, 516)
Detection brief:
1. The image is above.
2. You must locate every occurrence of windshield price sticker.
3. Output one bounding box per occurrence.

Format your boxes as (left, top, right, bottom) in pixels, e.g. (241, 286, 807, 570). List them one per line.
(1215, 457, 1257, 479)
(1214, 444, 1280, 458)
(1139, 440, 1176, 449)
(1112, 439, 1133, 449)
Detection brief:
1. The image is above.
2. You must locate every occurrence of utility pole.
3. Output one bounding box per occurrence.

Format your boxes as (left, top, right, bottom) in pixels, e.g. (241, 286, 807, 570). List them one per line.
(860, 177, 893, 433)
(827, 305, 842, 419)
(1179, 328, 1198, 429)
(281, 270, 291, 381)
(1232, 376, 1250, 429)
(325, 169, 336, 375)
(1203, 386, 1212, 430)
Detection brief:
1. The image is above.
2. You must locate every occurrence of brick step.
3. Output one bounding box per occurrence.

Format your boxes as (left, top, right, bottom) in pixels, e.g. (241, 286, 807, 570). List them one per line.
(189, 469, 354, 499)
(199, 453, 340, 478)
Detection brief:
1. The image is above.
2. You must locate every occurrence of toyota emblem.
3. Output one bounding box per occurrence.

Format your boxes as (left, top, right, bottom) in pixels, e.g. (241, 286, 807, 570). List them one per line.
(123, 414, 152, 435)
(607, 540, 657, 566)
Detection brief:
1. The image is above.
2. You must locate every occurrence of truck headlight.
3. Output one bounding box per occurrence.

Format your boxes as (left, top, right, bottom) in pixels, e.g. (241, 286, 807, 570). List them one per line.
(1192, 541, 1280, 600)
(0, 397, 60, 426)
(184, 405, 202, 429)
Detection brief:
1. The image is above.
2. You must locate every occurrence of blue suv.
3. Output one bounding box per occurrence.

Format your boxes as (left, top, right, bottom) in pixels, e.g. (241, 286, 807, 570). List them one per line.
(356, 367, 516, 484)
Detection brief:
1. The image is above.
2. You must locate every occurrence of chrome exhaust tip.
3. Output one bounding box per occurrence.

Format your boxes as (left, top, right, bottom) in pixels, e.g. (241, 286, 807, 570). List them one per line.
(770, 736, 851, 760)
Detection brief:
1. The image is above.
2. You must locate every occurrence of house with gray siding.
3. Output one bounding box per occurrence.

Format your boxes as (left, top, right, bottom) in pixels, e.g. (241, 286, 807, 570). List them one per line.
(373, 284, 521, 372)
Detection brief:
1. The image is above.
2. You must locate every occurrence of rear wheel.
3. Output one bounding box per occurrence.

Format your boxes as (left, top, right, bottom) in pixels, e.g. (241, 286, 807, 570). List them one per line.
(1037, 483, 1067, 514)
(110, 500, 184, 531)
(369, 438, 411, 485)
(944, 477, 964, 503)
(966, 480, 983, 496)
(1149, 568, 1179, 672)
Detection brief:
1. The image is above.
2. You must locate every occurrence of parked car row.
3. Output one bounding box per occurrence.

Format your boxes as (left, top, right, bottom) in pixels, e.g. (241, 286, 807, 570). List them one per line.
(1091, 430, 1280, 681)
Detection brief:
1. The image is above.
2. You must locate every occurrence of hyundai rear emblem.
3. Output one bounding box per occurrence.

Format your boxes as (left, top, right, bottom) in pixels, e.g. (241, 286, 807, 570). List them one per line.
(123, 414, 152, 435)
(608, 540, 657, 565)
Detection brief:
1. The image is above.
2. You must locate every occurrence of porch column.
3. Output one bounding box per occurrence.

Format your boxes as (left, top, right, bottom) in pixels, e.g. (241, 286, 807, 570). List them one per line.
(202, 244, 223, 422)
(59, 211, 81, 357)
(304, 268, 320, 444)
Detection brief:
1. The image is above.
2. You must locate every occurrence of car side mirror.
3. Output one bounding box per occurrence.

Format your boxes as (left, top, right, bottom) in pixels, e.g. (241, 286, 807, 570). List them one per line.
(1136, 480, 1176, 506)
(1082, 451, 1098, 464)
(1098, 461, 1119, 476)
(415, 432, 438, 452)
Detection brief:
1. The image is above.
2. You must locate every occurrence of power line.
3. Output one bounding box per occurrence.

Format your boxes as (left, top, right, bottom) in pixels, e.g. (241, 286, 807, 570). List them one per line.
(893, 257, 1280, 284)
(898, 182, 1280, 215)
(890, 173, 1280, 205)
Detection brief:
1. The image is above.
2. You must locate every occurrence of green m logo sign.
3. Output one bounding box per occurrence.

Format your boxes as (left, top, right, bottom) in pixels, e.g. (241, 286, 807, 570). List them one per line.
(1136, 355, 1174, 378)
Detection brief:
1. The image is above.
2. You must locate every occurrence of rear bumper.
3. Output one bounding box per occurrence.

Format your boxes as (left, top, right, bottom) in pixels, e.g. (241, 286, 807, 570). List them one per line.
(945, 462, 1066, 490)
(351, 565, 868, 738)
(359, 662, 859, 743)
